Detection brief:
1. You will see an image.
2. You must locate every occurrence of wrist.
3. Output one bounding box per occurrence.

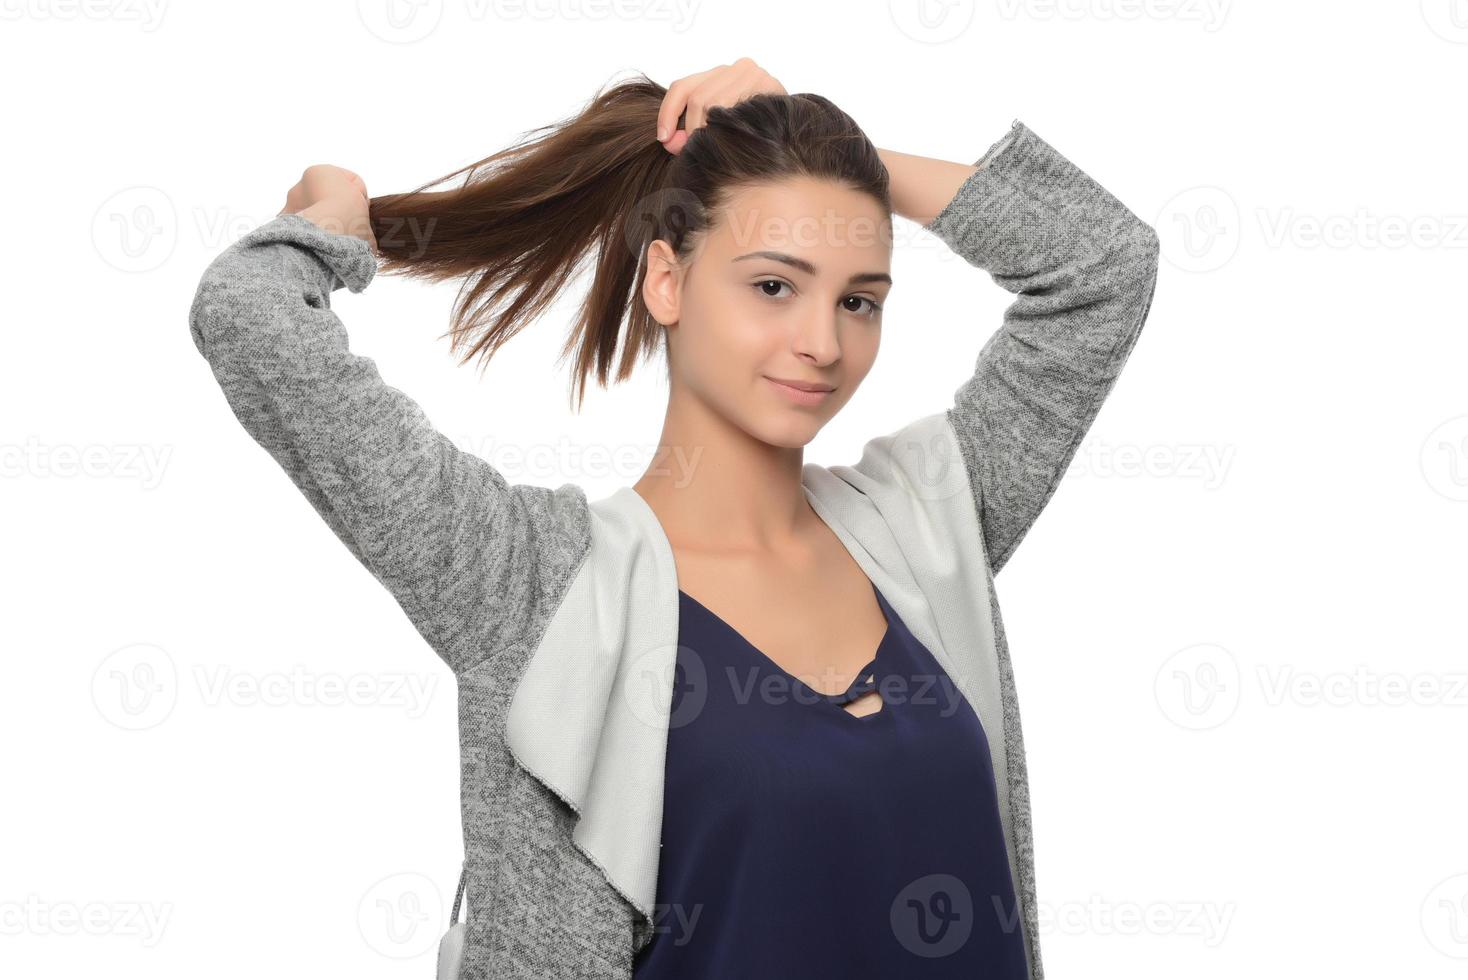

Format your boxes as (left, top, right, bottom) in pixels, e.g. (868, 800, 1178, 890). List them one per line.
(294, 200, 375, 246)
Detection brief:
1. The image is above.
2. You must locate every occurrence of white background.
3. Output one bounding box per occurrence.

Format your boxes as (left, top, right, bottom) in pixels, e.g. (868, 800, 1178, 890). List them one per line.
(4, 1, 1467, 977)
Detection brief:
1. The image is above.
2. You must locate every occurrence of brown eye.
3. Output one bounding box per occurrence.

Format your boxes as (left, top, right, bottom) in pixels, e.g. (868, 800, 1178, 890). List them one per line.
(754, 279, 793, 299)
(844, 295, 882, 317)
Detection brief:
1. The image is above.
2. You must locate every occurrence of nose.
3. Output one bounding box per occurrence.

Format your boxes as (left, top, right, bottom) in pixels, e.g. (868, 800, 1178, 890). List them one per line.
(790, 309, 842, 367)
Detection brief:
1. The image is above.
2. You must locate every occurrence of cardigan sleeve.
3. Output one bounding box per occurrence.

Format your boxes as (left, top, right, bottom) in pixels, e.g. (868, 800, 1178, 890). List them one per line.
(922, 120, 1161, 575)
(187, 212, 585, 675)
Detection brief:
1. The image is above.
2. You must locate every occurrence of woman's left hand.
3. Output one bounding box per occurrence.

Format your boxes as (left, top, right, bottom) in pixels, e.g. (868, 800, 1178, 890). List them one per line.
(657, 57, 787, 155)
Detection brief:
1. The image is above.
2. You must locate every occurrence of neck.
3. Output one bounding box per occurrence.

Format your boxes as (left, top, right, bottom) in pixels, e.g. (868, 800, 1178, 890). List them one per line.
(632, 385, 810, 554)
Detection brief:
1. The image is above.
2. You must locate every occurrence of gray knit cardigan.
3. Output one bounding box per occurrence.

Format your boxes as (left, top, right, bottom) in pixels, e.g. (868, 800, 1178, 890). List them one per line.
(188, 119, 1160, 979)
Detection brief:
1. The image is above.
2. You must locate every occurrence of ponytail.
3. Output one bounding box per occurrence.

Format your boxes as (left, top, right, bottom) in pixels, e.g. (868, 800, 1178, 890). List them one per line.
(368, 72, 888, 412)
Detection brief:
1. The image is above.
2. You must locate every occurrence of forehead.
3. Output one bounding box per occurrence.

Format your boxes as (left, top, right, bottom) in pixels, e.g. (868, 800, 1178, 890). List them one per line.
(699, 176, 893, 266)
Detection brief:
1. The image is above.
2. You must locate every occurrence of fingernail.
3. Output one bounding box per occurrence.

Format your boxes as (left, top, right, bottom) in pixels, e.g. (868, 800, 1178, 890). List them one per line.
(657, 126, 668, 141)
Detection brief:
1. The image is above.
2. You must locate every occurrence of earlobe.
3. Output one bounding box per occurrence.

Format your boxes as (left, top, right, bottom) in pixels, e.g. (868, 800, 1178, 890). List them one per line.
(643, 283, 678, 329)
(641, 240, 682, 327)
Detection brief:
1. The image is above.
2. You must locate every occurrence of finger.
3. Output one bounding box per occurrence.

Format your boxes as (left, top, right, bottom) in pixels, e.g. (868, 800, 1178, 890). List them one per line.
(684, 77, 735, 134)
(662, 81, 741, 155)
(657, 78, 689, 142)
(657, 69, 712, 142)
(703, 71, 760, 126)
(682, 88, 708, 135)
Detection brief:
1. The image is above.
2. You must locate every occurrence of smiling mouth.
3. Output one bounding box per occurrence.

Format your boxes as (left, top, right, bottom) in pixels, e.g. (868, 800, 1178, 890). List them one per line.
(765, 376, 835, 405)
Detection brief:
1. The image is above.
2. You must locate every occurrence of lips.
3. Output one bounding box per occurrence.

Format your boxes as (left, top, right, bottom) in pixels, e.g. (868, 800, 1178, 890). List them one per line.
(766, 377, 834, 392)
(765, 376, 835, 406)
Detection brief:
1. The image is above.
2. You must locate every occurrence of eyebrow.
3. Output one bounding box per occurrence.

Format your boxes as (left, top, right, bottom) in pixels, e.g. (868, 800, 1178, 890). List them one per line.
(731, 250, 893, 287)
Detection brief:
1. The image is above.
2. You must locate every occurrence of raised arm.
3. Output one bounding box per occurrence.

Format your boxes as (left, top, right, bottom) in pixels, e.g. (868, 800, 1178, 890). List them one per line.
(187, 201, 585, 676)
(889, 121, 1160, 575)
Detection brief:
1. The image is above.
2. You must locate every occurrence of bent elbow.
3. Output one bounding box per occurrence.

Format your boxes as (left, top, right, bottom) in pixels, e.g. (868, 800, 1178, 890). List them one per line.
(1113, 219, 1160, 281)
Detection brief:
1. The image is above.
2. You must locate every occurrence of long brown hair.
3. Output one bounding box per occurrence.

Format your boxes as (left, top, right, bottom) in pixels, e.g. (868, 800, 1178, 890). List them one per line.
(367, 71, 891, 411)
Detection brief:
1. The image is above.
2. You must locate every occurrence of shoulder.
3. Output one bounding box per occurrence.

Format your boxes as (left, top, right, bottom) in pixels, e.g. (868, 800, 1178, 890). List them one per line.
(804, 411, 977, 524)
(802, 410, 991, 588)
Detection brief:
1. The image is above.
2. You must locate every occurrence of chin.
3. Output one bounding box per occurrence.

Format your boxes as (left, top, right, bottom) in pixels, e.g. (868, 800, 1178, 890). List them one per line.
(749, 414, 825, 451)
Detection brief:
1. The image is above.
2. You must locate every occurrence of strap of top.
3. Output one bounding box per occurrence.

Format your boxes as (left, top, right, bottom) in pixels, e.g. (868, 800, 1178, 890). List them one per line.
(823, 658, 880, 706)
(449, 861, 467, 924)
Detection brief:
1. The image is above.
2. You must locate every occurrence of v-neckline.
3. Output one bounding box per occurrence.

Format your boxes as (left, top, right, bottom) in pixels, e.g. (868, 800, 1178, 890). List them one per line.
(677, 580, 893, 718)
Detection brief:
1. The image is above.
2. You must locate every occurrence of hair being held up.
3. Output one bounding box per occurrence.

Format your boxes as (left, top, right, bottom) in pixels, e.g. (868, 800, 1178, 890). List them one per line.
(366, 66, 890, 411)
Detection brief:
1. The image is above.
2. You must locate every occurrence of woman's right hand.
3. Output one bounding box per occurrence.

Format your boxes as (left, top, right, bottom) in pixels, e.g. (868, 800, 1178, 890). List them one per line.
(657, 57, 787, 156)
(280, 164, 377, 251)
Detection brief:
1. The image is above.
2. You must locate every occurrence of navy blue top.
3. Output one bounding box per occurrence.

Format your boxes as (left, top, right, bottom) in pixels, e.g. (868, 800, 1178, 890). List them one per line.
(631, 579, 1029, 979)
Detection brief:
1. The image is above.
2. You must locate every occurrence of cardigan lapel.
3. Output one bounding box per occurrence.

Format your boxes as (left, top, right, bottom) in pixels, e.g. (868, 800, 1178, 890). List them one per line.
(504, 483, 680, 925)
(502, 410, 1016, 959)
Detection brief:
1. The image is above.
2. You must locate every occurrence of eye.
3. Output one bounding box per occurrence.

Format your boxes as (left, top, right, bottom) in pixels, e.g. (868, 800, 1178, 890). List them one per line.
(752, 279, 883, 319)
(753, 278, 793, 299)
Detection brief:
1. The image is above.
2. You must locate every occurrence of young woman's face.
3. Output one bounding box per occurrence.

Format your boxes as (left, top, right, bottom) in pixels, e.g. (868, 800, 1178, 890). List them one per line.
(645, 177, 894, 449)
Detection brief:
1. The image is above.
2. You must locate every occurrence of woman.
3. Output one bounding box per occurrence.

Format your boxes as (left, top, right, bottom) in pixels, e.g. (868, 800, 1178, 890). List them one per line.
(188, 59, 1159, 980)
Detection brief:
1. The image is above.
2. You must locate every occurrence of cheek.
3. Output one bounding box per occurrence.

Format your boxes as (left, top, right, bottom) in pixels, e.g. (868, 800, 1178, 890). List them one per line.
(851, 331, 881, 381)
(684, 289, 781, 369)
(671, 318, 762, 405)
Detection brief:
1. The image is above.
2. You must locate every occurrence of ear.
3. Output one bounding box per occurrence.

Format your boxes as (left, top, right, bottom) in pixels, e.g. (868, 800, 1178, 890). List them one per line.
(641, 238, 682, 329)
